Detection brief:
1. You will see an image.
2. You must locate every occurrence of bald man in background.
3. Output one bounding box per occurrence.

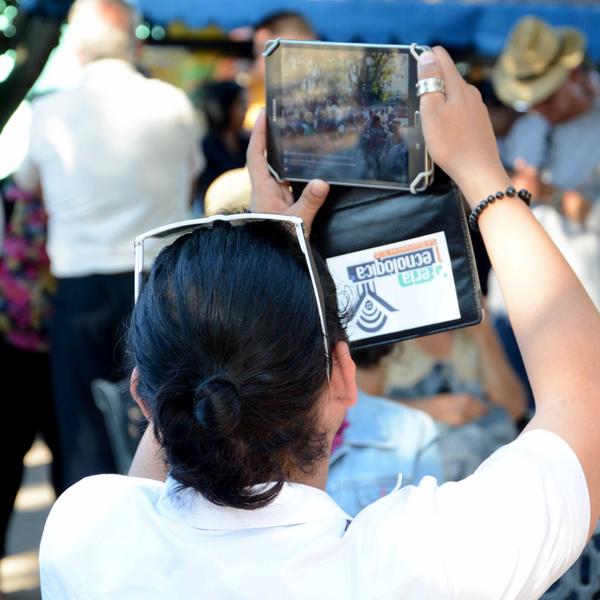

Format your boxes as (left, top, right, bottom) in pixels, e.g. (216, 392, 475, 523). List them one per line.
(15, 0, 203, 488)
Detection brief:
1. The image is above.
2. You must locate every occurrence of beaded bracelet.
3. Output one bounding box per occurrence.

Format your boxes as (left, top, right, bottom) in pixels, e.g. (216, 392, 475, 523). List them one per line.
(468, 186, 532, 232)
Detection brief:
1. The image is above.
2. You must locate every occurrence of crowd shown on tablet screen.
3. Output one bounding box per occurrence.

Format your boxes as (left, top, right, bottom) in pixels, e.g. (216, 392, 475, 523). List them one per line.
(1, 2, 600, 599)
(281, 99, 410, 181)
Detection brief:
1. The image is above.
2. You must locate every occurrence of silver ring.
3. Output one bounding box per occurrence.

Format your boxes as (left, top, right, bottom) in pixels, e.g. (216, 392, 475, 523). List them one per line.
(416, 77, 447, 97)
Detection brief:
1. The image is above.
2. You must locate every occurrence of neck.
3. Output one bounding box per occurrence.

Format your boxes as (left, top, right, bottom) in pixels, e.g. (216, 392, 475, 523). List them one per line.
(290, 426, 340, 491)
(291, 456, 330, 491)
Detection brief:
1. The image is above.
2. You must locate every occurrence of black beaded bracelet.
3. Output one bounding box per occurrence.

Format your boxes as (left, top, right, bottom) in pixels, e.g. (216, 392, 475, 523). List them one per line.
(468, 186, 532, 232)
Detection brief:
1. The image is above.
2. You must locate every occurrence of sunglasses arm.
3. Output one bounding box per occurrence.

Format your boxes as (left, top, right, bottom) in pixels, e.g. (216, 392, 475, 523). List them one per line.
(134, 240, 145, 302)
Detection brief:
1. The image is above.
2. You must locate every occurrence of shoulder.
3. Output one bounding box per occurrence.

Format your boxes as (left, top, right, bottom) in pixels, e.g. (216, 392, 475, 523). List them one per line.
(346, 431, 589, 598)
(501, 112, 547, 160)
(142, 75, 187, 97)
(344, 476, 449, 595)
(28, 91, 69, 121)
(568, 102, 600, 130)
(57, 472, 160, 499)
(141, 77, 200, 136)
(140, 76, 194, 111)
(41, 475, 163, 556)
(350, 391, 433, 427)
(40, 475, 166, 595)
(378, 431, 579, 512)
(47, 473, 162, 516)
(508, 112, 547, 135)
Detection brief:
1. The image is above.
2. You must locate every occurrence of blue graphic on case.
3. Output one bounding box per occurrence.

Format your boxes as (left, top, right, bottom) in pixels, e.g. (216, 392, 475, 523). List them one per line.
(350, 281, 398, 333)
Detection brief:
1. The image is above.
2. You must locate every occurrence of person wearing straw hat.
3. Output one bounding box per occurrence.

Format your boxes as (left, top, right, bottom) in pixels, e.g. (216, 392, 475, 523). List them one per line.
(492, 16, 587, 115)
(487, 17, 600, 417)
(493, 16, 600, 225)
(490, 15, 600, 301)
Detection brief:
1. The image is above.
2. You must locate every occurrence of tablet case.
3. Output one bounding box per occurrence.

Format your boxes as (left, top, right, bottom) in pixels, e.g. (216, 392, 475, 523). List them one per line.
(304, 172, 483, 349)
(264, 40, 434, 194)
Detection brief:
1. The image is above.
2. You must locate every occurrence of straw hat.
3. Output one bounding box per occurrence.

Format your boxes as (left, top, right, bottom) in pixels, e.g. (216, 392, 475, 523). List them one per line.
(492, 16, 586, 110)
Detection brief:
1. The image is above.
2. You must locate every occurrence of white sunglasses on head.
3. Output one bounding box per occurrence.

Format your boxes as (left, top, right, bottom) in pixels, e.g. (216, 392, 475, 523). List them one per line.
(134, 213, 330, 378)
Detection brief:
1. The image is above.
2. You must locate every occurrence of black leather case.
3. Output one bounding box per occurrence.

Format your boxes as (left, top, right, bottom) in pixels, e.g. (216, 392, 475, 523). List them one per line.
(302, 172, 483, 348)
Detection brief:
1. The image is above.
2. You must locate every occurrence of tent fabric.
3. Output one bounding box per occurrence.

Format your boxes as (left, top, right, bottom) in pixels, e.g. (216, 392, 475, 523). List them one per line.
(21, 0, 74, 20)
(132, 0, 600, 60)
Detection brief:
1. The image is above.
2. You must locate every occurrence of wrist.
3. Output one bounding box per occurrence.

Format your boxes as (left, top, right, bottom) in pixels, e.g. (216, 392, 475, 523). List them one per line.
(454, 168, 513, 210)
(468, 185, 532, 233)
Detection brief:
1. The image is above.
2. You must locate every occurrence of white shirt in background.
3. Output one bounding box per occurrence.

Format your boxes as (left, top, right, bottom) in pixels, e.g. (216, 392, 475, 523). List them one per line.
(40, 430, 589, 599)
(15, 59, 203, 277)
(488, 205, 600, 312)
(493, 105, 600, 311)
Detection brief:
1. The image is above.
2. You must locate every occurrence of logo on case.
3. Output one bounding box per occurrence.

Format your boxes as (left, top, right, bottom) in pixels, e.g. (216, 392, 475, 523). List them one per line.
(350, 281, 398, 333)
(326, 231, 461, 342)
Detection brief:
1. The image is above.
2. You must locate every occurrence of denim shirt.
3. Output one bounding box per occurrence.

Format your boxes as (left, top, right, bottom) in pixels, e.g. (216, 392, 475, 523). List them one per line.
(327, 390, 444, 517)
(387, 362, 518, 482)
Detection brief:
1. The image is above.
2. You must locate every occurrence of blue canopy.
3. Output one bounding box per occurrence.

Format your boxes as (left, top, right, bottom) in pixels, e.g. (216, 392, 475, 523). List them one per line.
(132, 0, 600, 60)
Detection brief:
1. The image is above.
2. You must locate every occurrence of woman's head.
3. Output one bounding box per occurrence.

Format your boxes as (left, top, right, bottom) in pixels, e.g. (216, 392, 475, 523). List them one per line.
(128, 221, 356, 509)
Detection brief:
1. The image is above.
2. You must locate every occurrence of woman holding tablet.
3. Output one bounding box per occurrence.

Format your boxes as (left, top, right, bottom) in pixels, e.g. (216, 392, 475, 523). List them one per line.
(39, 48, 600, 599)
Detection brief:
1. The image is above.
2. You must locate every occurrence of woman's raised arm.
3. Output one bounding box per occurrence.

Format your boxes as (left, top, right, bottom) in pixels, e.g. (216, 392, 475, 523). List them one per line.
(418, 47, 600, 536)
(248, 47, 600, 533)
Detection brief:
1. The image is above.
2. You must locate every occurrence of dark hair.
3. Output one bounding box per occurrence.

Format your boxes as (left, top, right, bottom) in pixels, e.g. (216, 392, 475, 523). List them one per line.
(255, 10, 314, 38)
(194, 81, 244, 132)
(351, 344, 394, 370)
(128, 221, 346, 509)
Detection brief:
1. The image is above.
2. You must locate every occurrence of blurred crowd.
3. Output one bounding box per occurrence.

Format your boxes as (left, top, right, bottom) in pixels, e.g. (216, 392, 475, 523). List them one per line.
(1, 0, 600, 596)
(282, 102, 410, 183)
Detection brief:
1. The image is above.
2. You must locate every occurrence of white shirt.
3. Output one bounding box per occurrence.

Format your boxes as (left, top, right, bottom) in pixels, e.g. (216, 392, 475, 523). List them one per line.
(488, 205, 600, 312)
(15, 59, 203, 277)
(40, 430, 589, 599)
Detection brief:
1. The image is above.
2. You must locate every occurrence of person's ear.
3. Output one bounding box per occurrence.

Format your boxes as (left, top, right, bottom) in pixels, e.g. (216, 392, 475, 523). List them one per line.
(130, 367, 151, 421)
(329, 341, 358, 409)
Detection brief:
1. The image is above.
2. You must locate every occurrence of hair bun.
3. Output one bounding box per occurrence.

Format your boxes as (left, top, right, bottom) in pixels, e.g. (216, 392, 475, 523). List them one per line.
(193, 374, 242, 436)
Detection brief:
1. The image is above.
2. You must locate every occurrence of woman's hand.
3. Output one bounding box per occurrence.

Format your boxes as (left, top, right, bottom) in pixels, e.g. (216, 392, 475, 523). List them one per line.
(247, 109, 330, 233)
(417, 47, 511, 206)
